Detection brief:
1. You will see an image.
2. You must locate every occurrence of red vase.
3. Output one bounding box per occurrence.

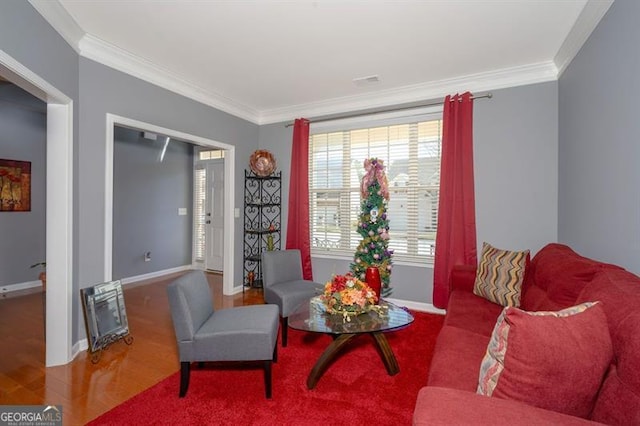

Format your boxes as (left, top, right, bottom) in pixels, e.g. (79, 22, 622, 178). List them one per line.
(365, 266, 382, 303)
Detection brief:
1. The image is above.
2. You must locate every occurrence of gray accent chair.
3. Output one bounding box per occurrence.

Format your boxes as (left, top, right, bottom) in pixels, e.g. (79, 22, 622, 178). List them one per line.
(262, 249, 323, 347)
(167, 270, 279, 398)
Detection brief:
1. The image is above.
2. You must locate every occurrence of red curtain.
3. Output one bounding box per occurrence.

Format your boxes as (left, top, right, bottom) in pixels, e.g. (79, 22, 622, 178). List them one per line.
(286, 118, 314, 280)
(433, 92, 477, 309)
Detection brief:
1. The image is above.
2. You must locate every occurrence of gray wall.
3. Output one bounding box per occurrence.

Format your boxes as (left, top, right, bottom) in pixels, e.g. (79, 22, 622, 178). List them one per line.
(259, 81, 559, 305)
(0, 2, 79, 100)
(257, 122, 292, 244)
(112, 126, 193, 279)
(77, 57, 259, 341)
(558, 0, 640, 275)
(5, 0, 629, 344)
(1, 2, 259, 345)
(0, 84, 46, 287)
(0, 0, 81, 347)
(474, 82, 558, 256)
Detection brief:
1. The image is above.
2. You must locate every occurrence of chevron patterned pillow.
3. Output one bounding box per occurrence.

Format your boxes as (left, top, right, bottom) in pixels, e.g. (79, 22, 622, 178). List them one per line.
(473, 242, 529, 307)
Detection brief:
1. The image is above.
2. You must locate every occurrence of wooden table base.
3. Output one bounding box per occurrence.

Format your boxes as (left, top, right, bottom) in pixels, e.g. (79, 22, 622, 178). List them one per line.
(306, 331, 399, 389)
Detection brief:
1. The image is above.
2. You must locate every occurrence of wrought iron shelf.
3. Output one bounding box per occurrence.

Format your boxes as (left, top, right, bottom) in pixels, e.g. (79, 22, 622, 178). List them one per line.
(247, 175, 280, 180)
(245, 228, 280, 234)
(245, 202, 280, 207)
(243, 170, 281, 290)
(244, 279, 263, 289)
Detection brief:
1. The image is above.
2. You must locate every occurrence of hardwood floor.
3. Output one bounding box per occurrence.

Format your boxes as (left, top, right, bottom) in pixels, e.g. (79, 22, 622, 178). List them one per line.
(0, 271, 264, 425)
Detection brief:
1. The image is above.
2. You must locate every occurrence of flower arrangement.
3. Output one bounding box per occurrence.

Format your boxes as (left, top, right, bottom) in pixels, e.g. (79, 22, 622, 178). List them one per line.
(320, 273, 380, 321)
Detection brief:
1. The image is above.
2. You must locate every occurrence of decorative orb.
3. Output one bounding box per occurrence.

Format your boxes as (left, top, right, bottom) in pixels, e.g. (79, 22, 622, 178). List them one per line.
(249, 150, 276, 176)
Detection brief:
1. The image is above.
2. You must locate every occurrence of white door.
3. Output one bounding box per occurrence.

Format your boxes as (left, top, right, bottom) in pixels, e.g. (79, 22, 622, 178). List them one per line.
(206, 160, 224, 271)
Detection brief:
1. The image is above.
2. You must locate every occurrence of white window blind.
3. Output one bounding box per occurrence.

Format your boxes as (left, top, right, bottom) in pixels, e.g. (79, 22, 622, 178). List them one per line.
(199, 149, 225, 160)
(193, 167, 206, 262)
(309, 116, 442, 263)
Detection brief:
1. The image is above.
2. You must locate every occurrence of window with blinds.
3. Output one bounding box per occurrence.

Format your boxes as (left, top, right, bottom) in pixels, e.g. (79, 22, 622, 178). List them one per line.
(199, 150, 225, 160)
(309, 117, 443, 263)
(193, 167, 206, 262)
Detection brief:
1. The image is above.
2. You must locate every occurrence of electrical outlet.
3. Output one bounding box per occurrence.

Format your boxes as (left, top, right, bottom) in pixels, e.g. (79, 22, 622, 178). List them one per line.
(144, 251, 151, 262)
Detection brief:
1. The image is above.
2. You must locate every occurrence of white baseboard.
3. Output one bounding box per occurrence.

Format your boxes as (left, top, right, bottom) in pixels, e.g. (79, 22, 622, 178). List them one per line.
(118, 265, 192, 286)
(385, 297, 446, 315)
(66, 288, 441, 363)
(73, 338, 88, 359)
(0, 280, 42, 294)
(231, 285, 245, 295)
(70, 265, 196, 363)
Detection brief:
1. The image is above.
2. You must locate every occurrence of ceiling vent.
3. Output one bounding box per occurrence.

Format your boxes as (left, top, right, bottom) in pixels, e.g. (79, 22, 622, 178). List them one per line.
(353, 75, 380, 87)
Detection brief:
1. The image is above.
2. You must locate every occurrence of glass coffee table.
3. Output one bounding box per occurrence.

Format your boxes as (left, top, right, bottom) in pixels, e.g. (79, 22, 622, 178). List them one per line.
(288, 298, 414, 389)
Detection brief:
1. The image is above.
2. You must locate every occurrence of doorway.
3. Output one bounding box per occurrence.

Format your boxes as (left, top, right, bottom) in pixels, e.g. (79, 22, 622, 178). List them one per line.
(194, 154, 225, 272)
(0, 50, 73, 366)
(105, 115, 236, 295)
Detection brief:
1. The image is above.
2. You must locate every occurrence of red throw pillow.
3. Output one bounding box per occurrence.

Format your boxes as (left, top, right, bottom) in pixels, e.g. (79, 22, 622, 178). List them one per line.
(477, 302, 612, 418)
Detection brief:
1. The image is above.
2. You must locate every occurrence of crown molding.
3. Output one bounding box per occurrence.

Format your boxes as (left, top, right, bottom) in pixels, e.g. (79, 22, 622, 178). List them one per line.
(31, 0, 601, 127)
(29, 0, 262, 123)
(0, 49, 70, 103)
(78, 34, 261, 123)
(28, 0, 84, 53)
(257, 61, 558, 125)
(555, 0, 614, 76)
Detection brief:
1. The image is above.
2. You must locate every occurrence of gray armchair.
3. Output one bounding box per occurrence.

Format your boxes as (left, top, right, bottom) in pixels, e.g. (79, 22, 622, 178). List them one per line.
(167, 270, 279, 398)
(262, 249, 323, 347)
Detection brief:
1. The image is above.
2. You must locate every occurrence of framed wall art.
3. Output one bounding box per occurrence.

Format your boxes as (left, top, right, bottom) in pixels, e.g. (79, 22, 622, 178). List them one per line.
(0, 159, 31, 212)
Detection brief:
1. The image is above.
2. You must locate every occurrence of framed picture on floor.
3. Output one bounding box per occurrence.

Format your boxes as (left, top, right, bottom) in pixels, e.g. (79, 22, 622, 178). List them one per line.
(81, 280, 133, 363)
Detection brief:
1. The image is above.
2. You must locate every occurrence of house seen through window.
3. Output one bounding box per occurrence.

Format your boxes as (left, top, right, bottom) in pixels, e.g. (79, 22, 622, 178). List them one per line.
(309, 112, 443, 263)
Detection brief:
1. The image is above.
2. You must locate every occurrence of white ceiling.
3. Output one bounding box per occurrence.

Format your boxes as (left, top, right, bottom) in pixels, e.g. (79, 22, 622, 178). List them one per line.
(30, 0, 613, 124)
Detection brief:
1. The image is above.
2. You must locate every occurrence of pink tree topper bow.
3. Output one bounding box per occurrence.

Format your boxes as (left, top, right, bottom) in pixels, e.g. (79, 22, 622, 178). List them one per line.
(361, 158, 389, 200)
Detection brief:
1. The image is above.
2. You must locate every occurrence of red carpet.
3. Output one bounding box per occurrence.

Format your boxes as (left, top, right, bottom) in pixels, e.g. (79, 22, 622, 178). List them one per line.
(89, 311, 444, 425)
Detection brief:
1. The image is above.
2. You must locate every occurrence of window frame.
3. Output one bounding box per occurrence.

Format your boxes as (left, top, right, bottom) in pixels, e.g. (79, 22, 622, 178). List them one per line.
(308, 107, 443, 266)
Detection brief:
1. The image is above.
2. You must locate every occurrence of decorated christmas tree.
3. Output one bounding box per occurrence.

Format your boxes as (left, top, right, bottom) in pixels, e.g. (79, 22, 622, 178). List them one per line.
(351, 158, 393, 296)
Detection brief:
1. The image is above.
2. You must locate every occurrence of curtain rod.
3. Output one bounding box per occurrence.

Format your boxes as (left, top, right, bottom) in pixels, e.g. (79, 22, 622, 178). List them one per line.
(284, 92, 492, 128)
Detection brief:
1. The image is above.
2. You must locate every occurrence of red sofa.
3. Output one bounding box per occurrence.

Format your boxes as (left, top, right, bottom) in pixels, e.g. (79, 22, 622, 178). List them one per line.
(414, 243, 640, 425)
